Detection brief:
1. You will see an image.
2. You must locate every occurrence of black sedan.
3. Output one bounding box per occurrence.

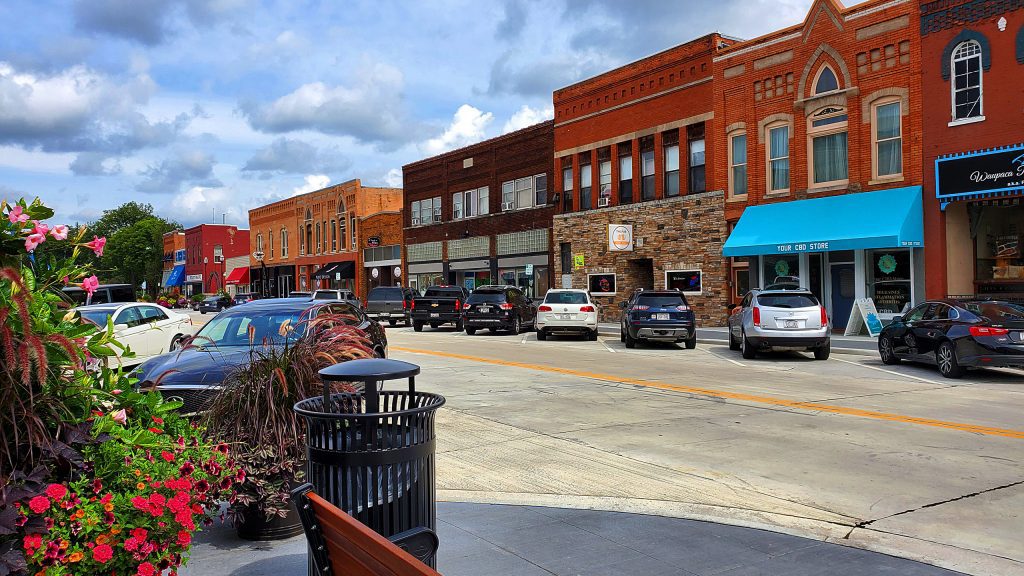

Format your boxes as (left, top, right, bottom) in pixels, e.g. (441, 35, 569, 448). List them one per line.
(877, 300, 1024, 378)
(198, 294, 232, 314)
(134, 299, 387, 412)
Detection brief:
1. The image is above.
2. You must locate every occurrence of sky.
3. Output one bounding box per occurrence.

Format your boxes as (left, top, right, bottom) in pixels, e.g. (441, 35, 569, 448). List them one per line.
(0, 0, 826, 229)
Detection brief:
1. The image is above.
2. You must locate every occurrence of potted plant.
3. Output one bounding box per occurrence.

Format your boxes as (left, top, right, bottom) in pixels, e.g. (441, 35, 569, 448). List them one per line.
(202, 313, 376, 540)
(189, 294, 204, 310)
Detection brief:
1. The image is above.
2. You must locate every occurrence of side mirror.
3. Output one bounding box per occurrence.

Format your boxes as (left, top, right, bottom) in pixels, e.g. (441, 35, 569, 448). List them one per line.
(892, 315, 903, 323)
(114, 323, 129, 331)
(619, 301, 627, 309)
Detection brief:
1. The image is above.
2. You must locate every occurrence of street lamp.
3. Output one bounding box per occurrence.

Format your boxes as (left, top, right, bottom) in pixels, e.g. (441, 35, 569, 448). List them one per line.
(253, 250, 266, 298)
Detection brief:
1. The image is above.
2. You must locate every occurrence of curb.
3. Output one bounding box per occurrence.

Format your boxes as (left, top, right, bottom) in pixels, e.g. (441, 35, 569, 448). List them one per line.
(595, 329, 876, 357)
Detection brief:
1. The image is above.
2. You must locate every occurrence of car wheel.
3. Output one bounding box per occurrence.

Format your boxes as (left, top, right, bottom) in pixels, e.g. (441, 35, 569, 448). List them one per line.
(465, 328, 477, 335)
(413, 321, 423, 332)
(684, 334, 697, 349)
(455, 319, 464, 331)
(537, 329, 547, 341)
(200, 310, 206, 315)
(878, 334, 900, 365)
(588, 329, 598, 341)
(740, 330, 757, 359)
(624, 330, 636, 349)
(728, 329, 740, 351)
(169, 335, 183, 351)
(814, 341, 831, 360)
(388, 319, 397, 327)
(509, 316, 521, 335)
(936, 341, 964, 379)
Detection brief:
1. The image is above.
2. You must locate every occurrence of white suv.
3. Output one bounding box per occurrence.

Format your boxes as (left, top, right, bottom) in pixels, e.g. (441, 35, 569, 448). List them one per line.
(536, 289, 600, 341)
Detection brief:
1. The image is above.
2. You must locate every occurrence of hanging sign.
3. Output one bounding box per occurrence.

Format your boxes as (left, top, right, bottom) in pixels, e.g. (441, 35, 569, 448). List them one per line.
(573, 254, 585, 269)
(371, 268, 380, 279)
(525, 264, 534, 276)
(936, 143, 1024, 200)
(393, 266, 402, 278)
(608, 224, 633, 251)
(367, 236, 381, 247)
(845, 297, 883, 337)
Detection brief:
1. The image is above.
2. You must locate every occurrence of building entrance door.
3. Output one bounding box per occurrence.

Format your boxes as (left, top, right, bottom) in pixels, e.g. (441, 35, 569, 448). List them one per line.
(830, 263, 856, 329)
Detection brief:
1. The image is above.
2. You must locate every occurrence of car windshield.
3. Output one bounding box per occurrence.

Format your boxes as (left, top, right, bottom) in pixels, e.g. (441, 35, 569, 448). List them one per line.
(757, 293, 819, 308)
(369, 288, 404, 300)
(544, 292, 587, 305)
(424, 288, 461, 297)
(78, 309, 115, 326)
(468, 292, 505, 304)
(963, 302, 1024, 322)
(636, 295, 685, 307)
(193, 309, 308, 347)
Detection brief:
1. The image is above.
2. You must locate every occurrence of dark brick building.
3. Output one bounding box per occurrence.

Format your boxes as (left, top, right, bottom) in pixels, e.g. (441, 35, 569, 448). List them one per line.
(921, 0, 1024, 302)
(402, 121, 555, 297)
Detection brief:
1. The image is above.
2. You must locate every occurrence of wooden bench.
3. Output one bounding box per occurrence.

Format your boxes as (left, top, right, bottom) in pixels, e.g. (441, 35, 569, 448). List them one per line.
(291, 483, 441, 576)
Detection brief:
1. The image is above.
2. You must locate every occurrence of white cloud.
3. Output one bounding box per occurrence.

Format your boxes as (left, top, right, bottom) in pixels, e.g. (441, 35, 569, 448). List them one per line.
(421, 104, 493, 156)
(383, 168, 402, 188)
(290, 174, 330, 197)
(163, 185, 247, 227)
(502, 104, 553, 134)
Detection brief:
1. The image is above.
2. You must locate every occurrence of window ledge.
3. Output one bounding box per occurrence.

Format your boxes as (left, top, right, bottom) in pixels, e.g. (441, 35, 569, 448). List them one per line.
(727, 194, 749, 203)
(808, 183, 849, 194)
(764, 191, 790, 198)
(948, 116, 985, 127)
(868, 176, 904, 186)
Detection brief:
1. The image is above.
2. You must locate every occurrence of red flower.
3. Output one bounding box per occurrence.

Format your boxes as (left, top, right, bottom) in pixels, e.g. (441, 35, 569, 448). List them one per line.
(137, 562, 156, 576)
(27, 495, 50, 514)
(100, 493, 113, 504)
(152, 416, 164, 425)
(92, 479, 103, 493)
(92, 544, 114, 563)
(176, 530, 191, 547)
(131, 528, 148, 541)
(148, 427, 164, 434)
(22, 534, 42, 552)
(161, 451, 175, 462)
(45, 484, 68, 501)
(178, 462, 195, 476)
(124, 536, 141, 552)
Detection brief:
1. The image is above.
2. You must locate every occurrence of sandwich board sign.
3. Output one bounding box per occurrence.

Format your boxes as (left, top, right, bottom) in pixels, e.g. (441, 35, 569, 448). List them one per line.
(845, 297, 883, 337)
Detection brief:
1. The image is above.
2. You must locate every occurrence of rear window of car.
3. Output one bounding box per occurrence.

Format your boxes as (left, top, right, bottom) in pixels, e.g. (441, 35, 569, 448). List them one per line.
(369, 287, 404, 300)
(544, 292, 588, 305)
(757, 293, 820, 308)
(423, 288, 463, 297)
(962, 302, 1024, 322)
(312, 290, 337, 299)
(636, 294, 686, 307)
(467, 291, 505, 304)
(204, 296, 220, 303)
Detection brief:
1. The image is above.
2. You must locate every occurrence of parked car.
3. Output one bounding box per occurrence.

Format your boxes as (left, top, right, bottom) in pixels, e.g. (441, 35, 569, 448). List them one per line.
(233, 292, 259, 305)
(877, 299, 1024, 378)
(311, 289, 361, 307)
(464, 285, 537, 335)
(62, 283, 135, 305)
(288, 291, 312, 298)
(134, 299, 387, 413)
(536, 289, 599, 341)
(366, 286, 416, 327)
(199, 294, 233, 314)
(764, 276, 802, 290)
(76, 303, 194, 366)
(620, 289, 696, 349)
(727, 289, 830, 360)
(412, 286, 469, 331)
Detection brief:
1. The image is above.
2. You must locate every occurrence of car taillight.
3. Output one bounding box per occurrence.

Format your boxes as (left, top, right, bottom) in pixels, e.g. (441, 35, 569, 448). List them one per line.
(402, 299, 407, 310)
(820, 306, 828, 327)
(752, 306, 761, 326)
(632, 305, 649, 311)
(462, 302, 472, 310)
(538, 305, 552, 312)
(454, 299, 461, 311)
(970, 326, 1009, 337)
(580, 305, 595, 312)
(410, 300, 415, 310)
(676, 305, 689, 311)
(499, 303, 514, 310)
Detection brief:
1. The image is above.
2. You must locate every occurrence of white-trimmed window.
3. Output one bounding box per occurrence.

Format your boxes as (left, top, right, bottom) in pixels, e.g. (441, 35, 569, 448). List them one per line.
(640, 148, 655, 200)
(330, 219, 336, 252)
(350, 214, 356, 247)
(872, 99, 903, 179)
(477, 187, 489, 215)
(729, 132, 747, 198)
(562, 165, 573, 211)
(281, 228, 288, 258)
(337, 197, 346, 251)
(578, 165, 592, 210)
(813, 65, 839, 95)
(766, 123, 790, 193)
(664, 144, 679, 197)
(807, 106, 848, 187)
(453, 192, 463, 219)
(256, 233, 264, 254)
(951, 40, 983, 121)
(599, 161, 611, 202)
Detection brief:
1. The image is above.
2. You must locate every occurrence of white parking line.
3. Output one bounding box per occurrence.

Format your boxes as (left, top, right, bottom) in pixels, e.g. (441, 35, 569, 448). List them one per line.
(600, 339, 617, 353)
(702, 347, 745, 367)
(520, 333, 529, 344)
(831, 356, 942, 385)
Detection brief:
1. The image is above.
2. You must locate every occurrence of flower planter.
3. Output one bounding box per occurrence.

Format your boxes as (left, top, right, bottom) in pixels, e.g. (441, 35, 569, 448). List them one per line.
(235, 502, 304, 541)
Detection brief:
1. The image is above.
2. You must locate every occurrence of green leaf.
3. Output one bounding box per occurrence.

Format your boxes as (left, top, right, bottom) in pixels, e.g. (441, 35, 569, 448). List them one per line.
(22, 267, 36, 291)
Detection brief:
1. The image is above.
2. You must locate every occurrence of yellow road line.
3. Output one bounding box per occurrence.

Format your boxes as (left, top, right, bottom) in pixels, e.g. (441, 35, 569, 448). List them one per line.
(391, 346, 1024, 440)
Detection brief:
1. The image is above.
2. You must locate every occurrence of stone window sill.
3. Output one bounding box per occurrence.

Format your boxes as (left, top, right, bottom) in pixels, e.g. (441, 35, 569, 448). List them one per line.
(868, 176, 904, 186)
(948, 116, 985, 127)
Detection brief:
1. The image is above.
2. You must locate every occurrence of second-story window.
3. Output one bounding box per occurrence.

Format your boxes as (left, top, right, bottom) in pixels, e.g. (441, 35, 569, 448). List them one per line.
(599, 159, 611, 204)
(315, 222, 321, 254)
(453, 192, 463, 219)
(618, 142, 632, 205)
(873, 100, 903, 179)
(729, 132, 747, 198)
(808, 106, 848, 187)
(256, 233, 264, 254)
(502, 180, 515, 210)
(268, 231, 273, 259)
(339, 217, 346, 250)
(350, 214, 356, 247)
(688, 123, 706, 194)
(640, 137, 655, 201)
(768, 123, 790, 193)
(664, 131, 680, 198)
(281, 228, 288, 258)
(562, 164, 573, 211)
(579, 159, 592, 211)
(951, 40, 983, 121)
(330, 219, 336, 251)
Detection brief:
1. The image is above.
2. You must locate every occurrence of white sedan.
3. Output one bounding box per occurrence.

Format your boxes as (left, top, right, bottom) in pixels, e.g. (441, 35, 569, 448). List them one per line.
(536, 289, 600, 341)
(75, 303, 195, 366)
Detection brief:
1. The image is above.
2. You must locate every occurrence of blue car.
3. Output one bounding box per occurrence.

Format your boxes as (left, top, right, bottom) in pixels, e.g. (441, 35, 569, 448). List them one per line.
(619, 289, 696, 349)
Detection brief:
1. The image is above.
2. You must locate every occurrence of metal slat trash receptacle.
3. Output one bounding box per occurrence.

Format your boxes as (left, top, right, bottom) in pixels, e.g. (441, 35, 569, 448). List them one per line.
(294, 358, 445, 568)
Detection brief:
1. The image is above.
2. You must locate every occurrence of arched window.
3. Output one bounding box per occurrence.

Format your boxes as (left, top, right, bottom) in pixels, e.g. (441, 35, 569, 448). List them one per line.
(951, 40, 983, 121)
(337, 196, 347, 251)
(813, 66, 839, 95)
(281, 228, 288, 258)
(303, 208, 312, 256)
(256, 233, 264, 254)
(315, 222, 321, 254)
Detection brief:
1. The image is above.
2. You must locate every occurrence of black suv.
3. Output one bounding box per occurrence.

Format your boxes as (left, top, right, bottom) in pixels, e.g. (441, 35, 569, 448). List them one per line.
(463, 286, 537, 335)
(199, 294, 232, 314)
(620, 289, 696, 349)
(366, 286, 416, 326)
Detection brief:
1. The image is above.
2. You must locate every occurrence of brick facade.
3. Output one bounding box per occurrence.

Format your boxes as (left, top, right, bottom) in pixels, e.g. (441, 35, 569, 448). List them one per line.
(182, 224, 249, 294)
(921, 0, 1024, 301)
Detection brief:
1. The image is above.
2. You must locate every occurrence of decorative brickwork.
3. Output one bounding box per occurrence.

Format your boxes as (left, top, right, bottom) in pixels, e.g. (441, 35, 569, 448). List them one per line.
(921, 0, 1024, 35)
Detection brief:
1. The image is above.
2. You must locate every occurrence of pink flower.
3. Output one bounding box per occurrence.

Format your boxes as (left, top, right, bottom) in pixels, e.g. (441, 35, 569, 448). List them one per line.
(82, 275, 100, 296)
(137, 561, 156, 576)
(27, 495, 50, 514)
(31, 221, 49, 236)
(7, 205, 28, 224)
(92, 544, 113, 564)
(49, 224, 69, 240)
(45, 484, 68, 501)
(24, 233, 46, 252)
(111, 409, 127, 425)
(84, 235, 106, 257)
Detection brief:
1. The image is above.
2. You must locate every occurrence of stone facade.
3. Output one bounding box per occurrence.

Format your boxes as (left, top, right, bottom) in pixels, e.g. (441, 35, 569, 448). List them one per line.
(553, 191, 729, 326)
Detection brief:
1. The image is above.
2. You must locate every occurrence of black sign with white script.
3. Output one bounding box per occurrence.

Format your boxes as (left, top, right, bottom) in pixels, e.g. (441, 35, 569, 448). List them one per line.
(936, 145, 1024, 199)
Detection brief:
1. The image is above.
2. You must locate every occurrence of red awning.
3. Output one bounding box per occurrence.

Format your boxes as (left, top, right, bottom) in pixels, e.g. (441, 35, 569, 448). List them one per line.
(225, 267, 250, 285)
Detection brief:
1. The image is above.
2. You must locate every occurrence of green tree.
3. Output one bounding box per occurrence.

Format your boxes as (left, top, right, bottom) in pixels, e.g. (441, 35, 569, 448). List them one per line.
(87, 202, 181, 294)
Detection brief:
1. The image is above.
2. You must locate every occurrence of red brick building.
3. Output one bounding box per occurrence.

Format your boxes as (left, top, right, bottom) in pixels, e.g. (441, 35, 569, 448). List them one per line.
(402, 121, 554, 298)
(182, 224, 250, 295)
(552, 34, 734, 324)
(160, 231, 185, 292)
(718, 0, 925, 329)
(922, 1, 1024, 302)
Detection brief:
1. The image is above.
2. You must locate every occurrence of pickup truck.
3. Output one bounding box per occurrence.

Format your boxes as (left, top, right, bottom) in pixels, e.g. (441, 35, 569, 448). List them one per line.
(365, 286, 415, 327)
(411, 286, 469, 332)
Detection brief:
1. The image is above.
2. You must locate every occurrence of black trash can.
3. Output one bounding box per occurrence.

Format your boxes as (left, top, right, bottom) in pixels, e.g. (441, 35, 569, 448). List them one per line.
(293, 358, 445, 568)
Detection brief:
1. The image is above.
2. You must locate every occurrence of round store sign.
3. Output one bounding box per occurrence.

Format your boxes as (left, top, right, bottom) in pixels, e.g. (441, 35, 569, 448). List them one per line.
(608, 224, 633, 251)
(371, 268, 379, 279)
(393, 266, 402, 278)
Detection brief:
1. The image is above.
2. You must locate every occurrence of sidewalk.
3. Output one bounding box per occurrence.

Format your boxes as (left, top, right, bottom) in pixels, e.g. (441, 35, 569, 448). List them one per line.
(598, 324, 878, 356)
(181, 502, 963, 576)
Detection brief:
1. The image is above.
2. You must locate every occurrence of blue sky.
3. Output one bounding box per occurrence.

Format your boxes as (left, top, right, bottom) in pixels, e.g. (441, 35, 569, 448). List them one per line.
(0, 0, 821, 228)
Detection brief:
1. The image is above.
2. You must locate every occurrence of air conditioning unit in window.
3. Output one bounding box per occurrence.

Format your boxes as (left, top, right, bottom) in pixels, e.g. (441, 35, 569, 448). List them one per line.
(501, 202, 515, 211)
(214, 256, 223, 263)
(411, 217, 422, 225)
(597, 198, 610, 207)
(432, 214, 442, 222)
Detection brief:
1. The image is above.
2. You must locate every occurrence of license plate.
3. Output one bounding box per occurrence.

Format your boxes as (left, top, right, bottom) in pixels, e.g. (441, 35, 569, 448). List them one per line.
(479, 307, 490, 313)
(560, 314, 574, 320)
(655, 313, 670, 320)
(430, 313, 439, 318)
(785, 320, 798, 328)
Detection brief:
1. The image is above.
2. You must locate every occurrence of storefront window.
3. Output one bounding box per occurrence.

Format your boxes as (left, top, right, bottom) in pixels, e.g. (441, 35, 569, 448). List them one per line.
(414, 273, 444, 293)
(868, 249, 911, 314)
(761, 255, 800, 287)
(497, 266, 548, 298)
(974, 204, 1024, 284)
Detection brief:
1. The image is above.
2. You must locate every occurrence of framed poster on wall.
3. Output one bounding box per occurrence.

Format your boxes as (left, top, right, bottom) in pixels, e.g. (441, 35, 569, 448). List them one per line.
(587, 273, 617, 295)
(666, 270, 702, 294)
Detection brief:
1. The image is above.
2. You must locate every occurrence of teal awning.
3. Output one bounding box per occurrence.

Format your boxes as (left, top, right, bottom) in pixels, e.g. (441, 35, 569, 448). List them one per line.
(165, 264, 185, 287)
(723, 187, 923, 257)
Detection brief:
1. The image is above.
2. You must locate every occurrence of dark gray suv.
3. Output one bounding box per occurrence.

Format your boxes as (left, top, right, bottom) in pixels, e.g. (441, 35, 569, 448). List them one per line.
(366, 286, 415, 326)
